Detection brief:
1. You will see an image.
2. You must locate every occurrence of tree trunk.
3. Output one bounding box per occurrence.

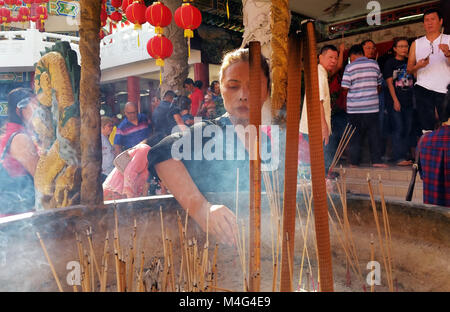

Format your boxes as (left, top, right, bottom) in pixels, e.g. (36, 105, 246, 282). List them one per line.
(160, 0, 188, 97)
(79, 0, 103, 205)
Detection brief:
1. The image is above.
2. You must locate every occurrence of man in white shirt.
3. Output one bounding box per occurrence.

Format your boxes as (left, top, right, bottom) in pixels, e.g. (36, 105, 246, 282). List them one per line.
(407, 9, 450, 132)
(299, 45, 337, 173)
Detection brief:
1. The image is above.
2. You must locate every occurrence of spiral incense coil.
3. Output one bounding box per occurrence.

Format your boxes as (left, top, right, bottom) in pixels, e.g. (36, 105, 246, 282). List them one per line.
(248, 41, 262, 292)
(279, 34, 302, 292)
(303, 21, 334, 292)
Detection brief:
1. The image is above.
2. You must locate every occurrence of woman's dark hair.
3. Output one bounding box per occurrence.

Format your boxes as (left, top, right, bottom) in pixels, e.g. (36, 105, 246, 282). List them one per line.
(393, 37, 409, 48)
(7, 88, 34, 125)
(194, 80, 203, 89)
(210, 80, 219, 91)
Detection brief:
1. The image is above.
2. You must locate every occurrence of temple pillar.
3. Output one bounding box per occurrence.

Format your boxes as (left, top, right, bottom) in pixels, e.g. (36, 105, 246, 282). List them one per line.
(193, 62, 209, 93)
(127, 76, 140, 112)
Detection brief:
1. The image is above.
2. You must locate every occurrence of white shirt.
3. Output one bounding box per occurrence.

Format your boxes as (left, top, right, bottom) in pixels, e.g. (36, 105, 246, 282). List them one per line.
(300, 64, 332, 135)
(102, 134, 115, 176)
(415, 34, 450, 94)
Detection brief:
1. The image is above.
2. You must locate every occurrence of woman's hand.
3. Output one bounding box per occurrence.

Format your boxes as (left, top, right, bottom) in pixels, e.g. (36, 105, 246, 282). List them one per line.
(193, 203, 238, 246)
(393, 98, 401, 112)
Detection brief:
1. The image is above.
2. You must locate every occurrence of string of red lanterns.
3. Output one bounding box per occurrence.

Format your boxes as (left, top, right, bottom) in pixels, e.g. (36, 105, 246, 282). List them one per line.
(0, 0, 48, 28)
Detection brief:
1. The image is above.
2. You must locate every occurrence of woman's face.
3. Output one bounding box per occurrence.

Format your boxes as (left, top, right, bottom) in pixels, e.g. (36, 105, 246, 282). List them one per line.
(394, 40, 409, 58)
(220, 61, 269, 123)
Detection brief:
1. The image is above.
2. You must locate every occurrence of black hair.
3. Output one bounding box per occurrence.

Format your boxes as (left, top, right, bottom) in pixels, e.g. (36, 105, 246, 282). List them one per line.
(348, 44, 364, 57)
(393, 37, 409, 48)
(183, 78, 194, 87)
(163, 90, 176, 99)
(320, 45, 338, 55)
(194, 80, 203, 89)
(7, 88, 34, 125)
(210, 80, 219, 90)
(361, 39, 376, 47)
(423, 9, 443, 22)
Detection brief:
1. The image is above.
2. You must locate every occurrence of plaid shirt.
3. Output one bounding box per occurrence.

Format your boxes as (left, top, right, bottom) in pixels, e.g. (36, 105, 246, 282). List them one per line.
(418, 125, 450, 207)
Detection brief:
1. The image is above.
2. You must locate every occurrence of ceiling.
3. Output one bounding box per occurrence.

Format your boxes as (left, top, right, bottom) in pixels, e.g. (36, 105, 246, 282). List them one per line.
(289, 0, 437, 23)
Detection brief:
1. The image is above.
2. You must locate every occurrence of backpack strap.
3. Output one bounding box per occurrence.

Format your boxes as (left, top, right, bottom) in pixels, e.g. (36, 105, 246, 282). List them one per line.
(0, 131, 22, 161)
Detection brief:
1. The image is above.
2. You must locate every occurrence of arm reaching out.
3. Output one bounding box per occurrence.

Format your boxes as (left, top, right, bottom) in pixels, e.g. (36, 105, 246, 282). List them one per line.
(155, 158, 238, 246)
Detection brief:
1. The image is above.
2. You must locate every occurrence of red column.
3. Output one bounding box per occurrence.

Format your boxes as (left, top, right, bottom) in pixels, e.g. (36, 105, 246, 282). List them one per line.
(127, 76, 141, 112)
(193, 63, 209, 93)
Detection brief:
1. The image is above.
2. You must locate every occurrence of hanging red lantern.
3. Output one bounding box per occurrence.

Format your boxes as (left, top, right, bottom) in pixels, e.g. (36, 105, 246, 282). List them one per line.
(0, 8, 11, 23)
(174, 1, 202, 57)
(15, 0, 22, 5)
(36, 5, 47, 23)
(109, 10, 122, 23)
(121, 0, 133, 13)
(125, 1, 146, 30)
(145, 1, 171, 35)
(0, 1, 5, 6)
(147, 34, 173, 84)
(30, 15, 38, 22)
(18, 6, 30, 23)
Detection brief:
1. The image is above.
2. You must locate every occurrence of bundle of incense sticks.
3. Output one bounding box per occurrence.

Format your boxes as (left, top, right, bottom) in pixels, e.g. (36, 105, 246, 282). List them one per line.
(36, 205, 226, 292)
(328, 124, 356, 177)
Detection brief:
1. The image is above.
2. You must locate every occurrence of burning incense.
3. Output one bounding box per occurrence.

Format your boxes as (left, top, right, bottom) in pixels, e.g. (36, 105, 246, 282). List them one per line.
(36, 232, 64, 292)
(367, 175, 392, 291)
(378, 177, 394, 292)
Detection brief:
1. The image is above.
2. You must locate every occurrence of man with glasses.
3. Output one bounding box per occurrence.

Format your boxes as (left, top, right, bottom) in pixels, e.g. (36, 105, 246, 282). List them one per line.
(113, 102, 151, 155)
(407, 9, 450, 132)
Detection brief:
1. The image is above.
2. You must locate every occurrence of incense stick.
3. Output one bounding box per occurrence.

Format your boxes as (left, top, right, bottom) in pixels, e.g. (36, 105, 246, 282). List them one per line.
(36, 232, 64, 292)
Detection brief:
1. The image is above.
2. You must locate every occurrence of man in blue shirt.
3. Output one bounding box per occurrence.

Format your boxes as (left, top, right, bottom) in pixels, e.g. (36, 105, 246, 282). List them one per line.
(151, 90, 176, 136)
(114, 102, 151, 154)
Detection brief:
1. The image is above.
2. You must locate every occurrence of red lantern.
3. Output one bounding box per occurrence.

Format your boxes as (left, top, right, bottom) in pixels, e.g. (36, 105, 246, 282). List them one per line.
(0, 8, 11, 22)
(30, 15, 38, 22)
(36, 5, 47, 22)
(174, 2, 202, 57)
(0, 1, 5, 6)
(125, 1, 146, 30)
(121, 0, 133, 13)
(109, 11, 122, 23)
(111, 0, 121, 8)
(174, 3, 202, 37)
(15, 0, 21, 5)
(18, 6, 30, 22)
(147, 34, 173, 84)
(145, 2, 171, 35)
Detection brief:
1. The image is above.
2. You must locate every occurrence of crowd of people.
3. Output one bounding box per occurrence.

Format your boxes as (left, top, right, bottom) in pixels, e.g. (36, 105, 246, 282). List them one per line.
(0, 8, 448, 224)
(300, 9, 449, 176)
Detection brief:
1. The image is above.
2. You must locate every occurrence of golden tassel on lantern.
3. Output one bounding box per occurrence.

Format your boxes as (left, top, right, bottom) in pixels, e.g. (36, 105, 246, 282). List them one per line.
(226, 0, 230, 19)
(156, 59, 164, 85)
(184, 29, 193, 58)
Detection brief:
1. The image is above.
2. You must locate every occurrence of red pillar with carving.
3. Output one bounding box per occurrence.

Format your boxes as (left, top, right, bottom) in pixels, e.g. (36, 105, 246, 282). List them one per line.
(127, 76, 141, 112)
(194, 63, 209, 93)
